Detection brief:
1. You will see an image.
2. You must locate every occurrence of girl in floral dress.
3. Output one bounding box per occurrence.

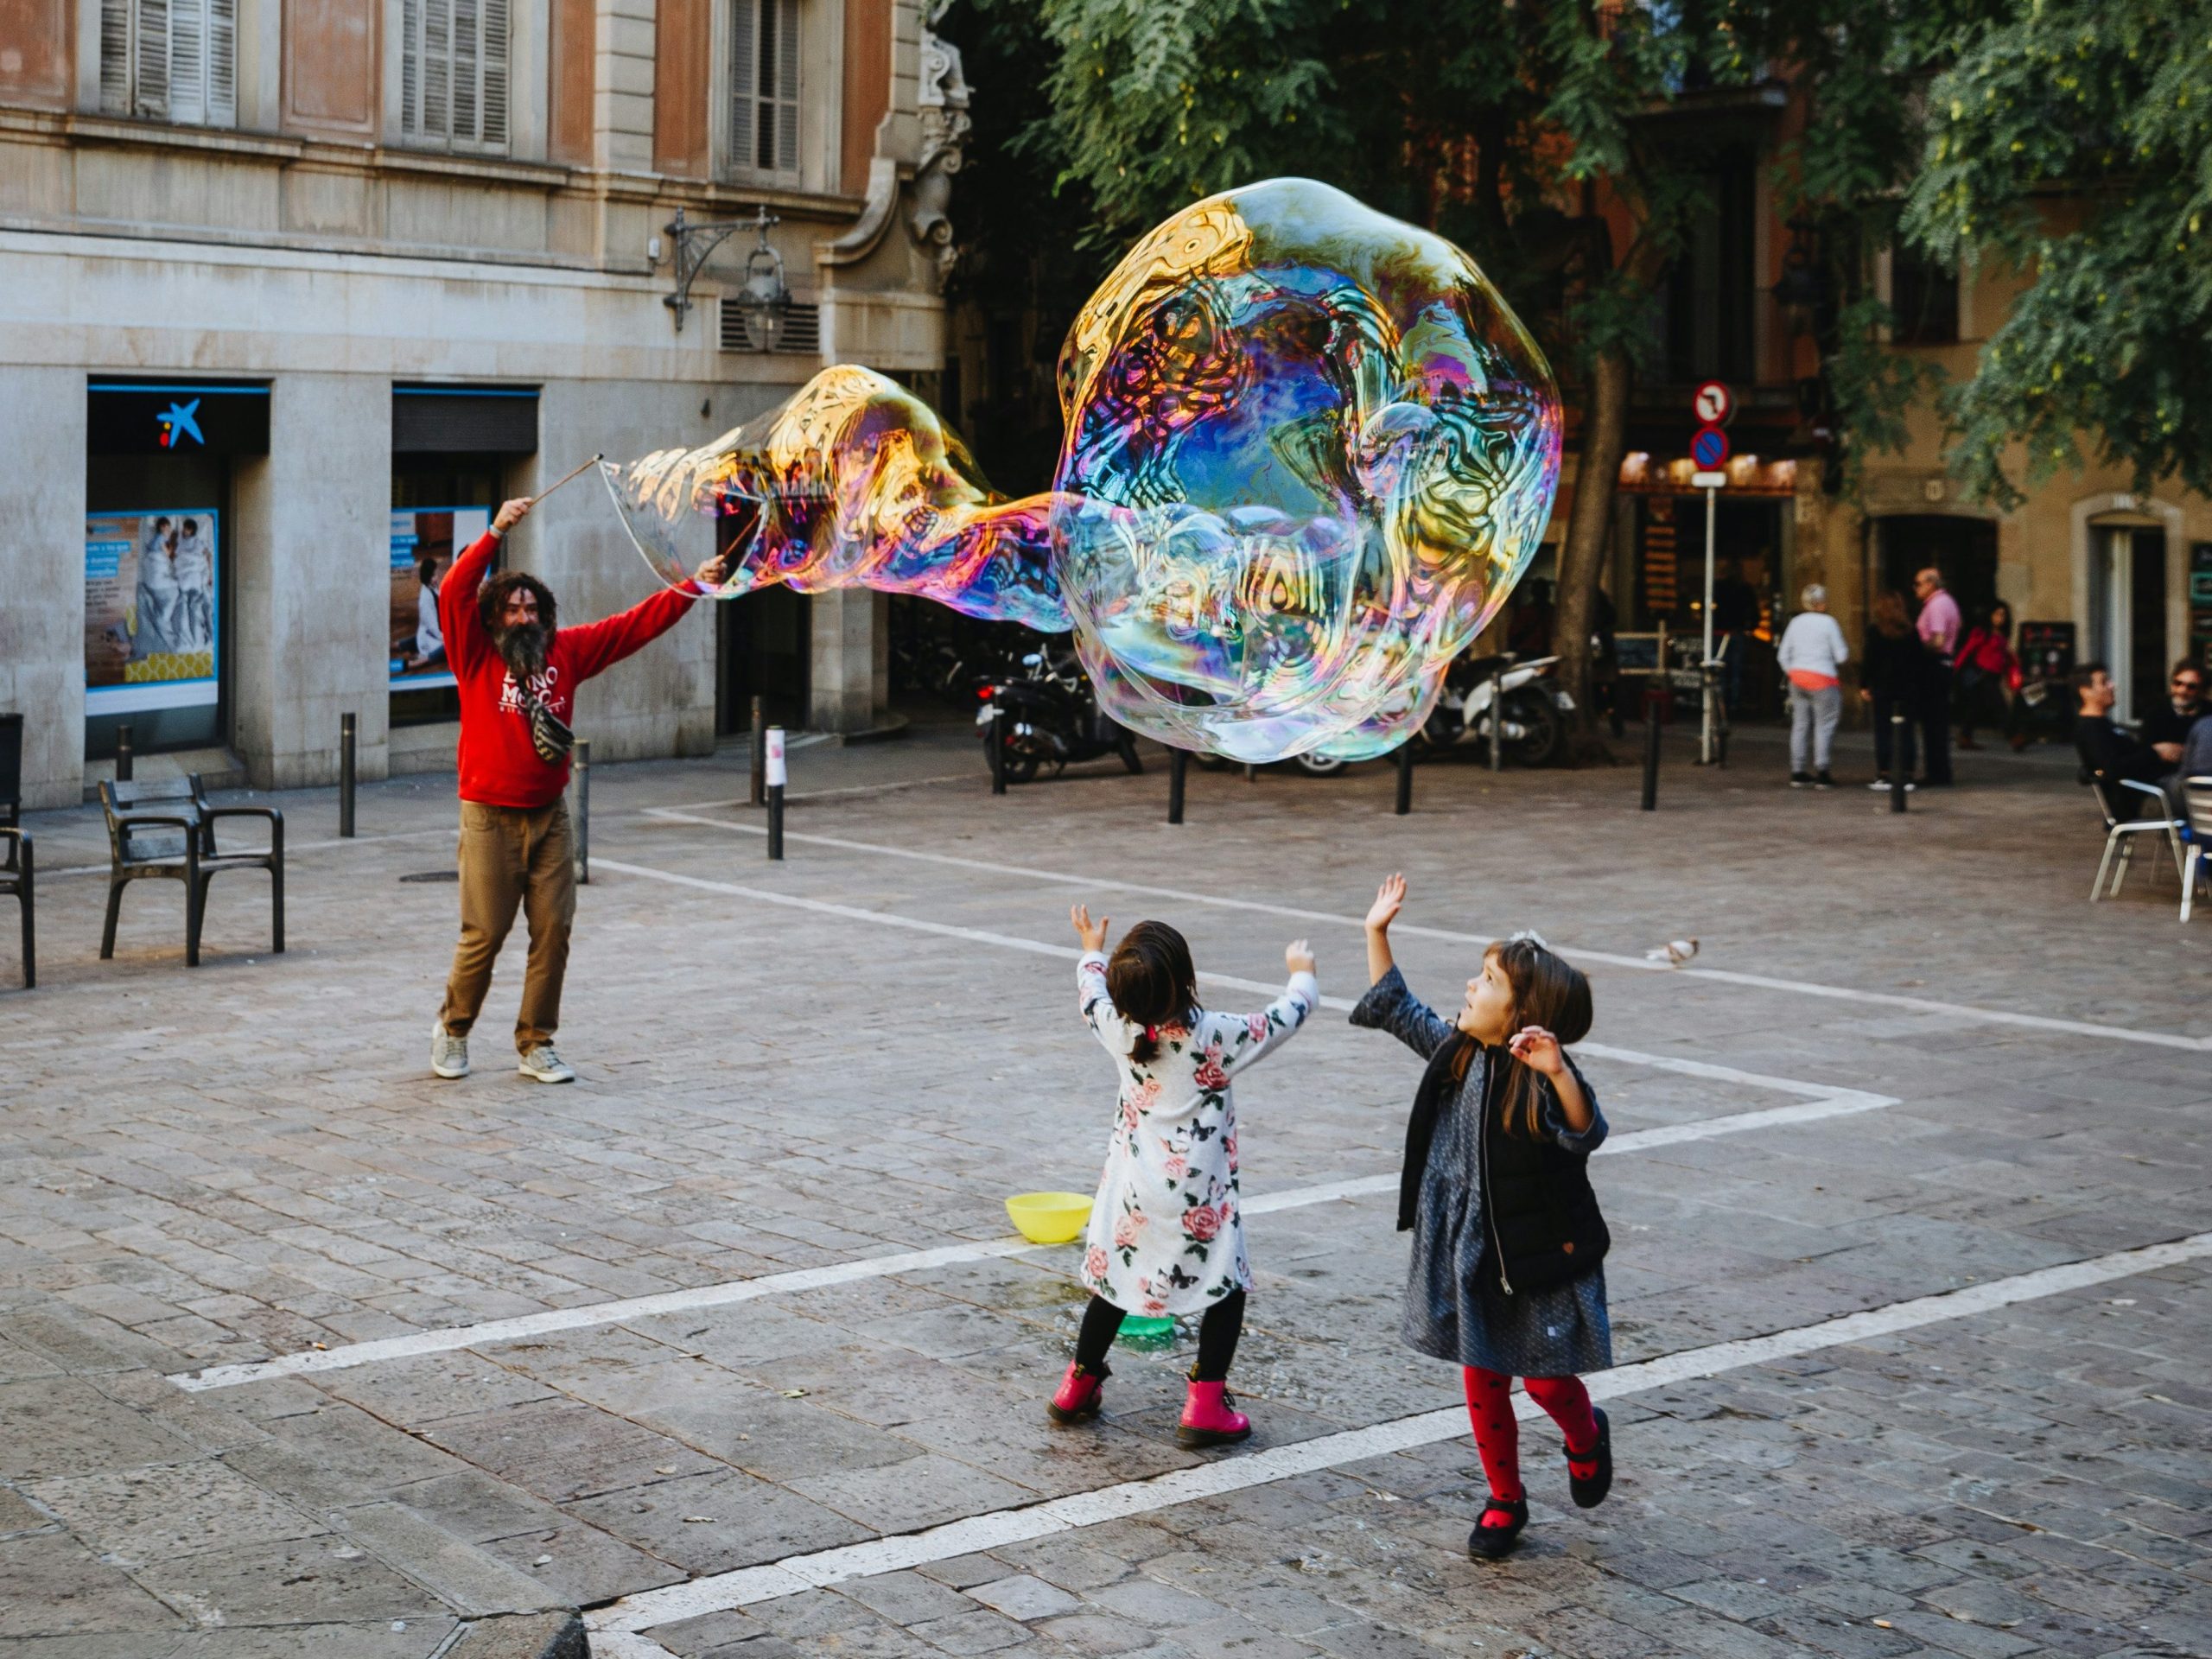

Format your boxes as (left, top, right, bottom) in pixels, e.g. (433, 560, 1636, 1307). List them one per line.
(1053, 904, 1317, 1446)
(1352, 874, 1617, 1560)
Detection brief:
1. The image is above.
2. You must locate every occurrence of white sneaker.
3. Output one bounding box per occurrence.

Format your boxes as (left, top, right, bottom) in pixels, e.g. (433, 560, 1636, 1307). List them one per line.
(518, 1044, 575, 1084)
(1868, 779, 1892, 791)
(430, 1020, 470, 1079)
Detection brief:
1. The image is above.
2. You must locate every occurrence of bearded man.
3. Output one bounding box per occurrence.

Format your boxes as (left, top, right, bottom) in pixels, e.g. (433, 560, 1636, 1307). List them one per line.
(431, 494, 726, 1084)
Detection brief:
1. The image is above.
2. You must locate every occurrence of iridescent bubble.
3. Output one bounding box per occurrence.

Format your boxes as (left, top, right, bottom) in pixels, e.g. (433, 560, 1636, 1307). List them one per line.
(605, 178, 1561, 762)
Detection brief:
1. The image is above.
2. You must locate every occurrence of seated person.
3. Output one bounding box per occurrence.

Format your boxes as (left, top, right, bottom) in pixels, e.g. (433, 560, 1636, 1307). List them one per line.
(2142, 658, 2206, 754)
(2074, 661, 2172, 815)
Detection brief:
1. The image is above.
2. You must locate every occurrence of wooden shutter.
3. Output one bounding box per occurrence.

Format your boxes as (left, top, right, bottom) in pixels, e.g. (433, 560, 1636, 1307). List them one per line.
(99, 0, 133, 113)
(730, 0, 755, 170)
(770, 0, 797, 172)
(207, 0, 236, 125)
(480, 0, 508, 145)
(135, 0, 169, 118)
(401, 0, 420, 134)
(168, 0, 206, 123)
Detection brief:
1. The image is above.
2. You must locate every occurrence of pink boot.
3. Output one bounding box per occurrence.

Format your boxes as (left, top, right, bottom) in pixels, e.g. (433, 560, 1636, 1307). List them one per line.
(1178, 1379, 1252, 1447)
(1047, 1362, 1106, 1426)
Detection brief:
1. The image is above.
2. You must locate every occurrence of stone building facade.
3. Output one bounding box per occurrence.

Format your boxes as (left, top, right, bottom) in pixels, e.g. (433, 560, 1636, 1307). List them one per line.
(0, 0, 965, 808)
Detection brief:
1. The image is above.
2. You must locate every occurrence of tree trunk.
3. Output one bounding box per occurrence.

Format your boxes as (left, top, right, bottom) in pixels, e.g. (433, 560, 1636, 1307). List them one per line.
(1552, 342, 1632, 760)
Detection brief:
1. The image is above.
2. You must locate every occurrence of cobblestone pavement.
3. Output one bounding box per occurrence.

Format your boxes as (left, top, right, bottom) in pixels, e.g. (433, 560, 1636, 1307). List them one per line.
(3, 715, 2207, 1659)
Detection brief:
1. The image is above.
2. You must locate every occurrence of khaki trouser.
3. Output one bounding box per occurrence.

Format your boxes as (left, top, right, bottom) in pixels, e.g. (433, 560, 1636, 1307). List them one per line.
(439, 799, 575, 1053)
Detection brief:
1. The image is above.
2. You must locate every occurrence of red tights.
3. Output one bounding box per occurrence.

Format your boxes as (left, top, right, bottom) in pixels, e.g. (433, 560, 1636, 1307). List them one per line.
(1462, 1366, 1599, 1510)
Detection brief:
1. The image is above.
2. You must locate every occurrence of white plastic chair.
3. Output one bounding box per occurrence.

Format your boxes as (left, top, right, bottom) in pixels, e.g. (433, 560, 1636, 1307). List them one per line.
(2087, 773, 2184, 900)
(2180, 777, 2212, 923)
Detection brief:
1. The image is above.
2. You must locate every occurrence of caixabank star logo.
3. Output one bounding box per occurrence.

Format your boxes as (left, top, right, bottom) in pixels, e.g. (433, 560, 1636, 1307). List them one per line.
(156, 399, 204, 448)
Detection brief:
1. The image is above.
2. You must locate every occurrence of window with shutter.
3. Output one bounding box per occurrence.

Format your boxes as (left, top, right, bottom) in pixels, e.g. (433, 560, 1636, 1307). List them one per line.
(728, 0, 800, 178)
(402, 0, 510, 152)
(99, 0, 237, 127)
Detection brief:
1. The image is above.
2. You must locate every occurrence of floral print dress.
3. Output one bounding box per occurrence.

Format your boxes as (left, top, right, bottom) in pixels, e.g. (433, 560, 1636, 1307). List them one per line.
(1076, 953, 1318, 1316)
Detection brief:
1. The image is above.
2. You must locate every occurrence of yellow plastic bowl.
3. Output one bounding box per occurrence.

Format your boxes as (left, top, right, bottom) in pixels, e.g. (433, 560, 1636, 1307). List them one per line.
(1006, 1191, 1093, 1245)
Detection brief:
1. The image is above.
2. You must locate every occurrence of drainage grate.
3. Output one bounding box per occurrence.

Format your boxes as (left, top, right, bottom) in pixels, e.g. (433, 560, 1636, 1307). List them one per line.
(399, 871, 460, 883)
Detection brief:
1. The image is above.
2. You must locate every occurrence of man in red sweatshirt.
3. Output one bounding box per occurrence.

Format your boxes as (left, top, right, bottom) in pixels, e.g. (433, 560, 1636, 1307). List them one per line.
(430, 494, 727, 1084)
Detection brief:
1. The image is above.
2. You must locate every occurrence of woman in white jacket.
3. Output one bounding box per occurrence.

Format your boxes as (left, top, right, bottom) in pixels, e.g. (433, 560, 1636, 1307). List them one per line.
(1776, 584, 1850, 788)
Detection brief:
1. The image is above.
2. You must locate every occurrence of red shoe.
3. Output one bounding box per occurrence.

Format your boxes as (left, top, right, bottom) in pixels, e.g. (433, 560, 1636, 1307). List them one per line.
(1177, 1379, 1252, 1447)
(1047, 1362, 1106, 1426)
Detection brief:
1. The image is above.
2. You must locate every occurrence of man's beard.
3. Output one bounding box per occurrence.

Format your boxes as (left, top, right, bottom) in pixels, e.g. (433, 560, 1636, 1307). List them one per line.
(494, 621, 548, 686)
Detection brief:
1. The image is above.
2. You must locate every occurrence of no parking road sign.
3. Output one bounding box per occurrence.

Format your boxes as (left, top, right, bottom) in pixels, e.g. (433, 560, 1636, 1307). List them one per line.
(1691, 423, 1731, 470)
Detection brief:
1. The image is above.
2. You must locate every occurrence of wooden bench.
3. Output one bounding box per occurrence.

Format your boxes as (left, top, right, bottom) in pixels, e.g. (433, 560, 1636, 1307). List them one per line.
(98, 776, 283, 968)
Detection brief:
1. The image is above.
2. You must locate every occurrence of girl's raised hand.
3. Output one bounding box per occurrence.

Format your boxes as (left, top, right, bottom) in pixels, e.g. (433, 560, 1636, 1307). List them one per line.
(1365, 873, 1407, 932)
(1286, 938, 1316, 976)
(1070, 903, 1110, 954)
(1507, 1026, 1566, 1077)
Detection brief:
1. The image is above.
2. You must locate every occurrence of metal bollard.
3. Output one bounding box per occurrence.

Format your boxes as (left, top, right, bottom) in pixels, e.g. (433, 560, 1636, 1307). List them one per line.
(749, 696, 766, 808)
(1168, 747, 1187, 824)
(1395, 741, 1414, 816)
(573, 739, 590, 883)
(988, 707, 1007, 796)
(765, 726, 786, 859)
(116, 722, 133, 783)
(1489, 669, 1503, 772)
(1891, 712, 1908, 814)
(1641, 690, 1662, 811)
(339, 712, 356, 838)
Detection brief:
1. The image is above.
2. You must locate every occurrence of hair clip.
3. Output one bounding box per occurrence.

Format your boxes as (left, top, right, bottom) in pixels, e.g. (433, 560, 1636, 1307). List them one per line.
(1506, 927, 1552, 950)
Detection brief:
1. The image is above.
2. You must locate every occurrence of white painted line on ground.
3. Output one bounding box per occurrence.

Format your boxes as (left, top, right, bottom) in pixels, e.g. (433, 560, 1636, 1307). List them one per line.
(644, 809, 2209, 1051)
(176, 1087, 1892, 1392)
(588, 1227, 2212, 1635)
(171, 861, 1891, 1394)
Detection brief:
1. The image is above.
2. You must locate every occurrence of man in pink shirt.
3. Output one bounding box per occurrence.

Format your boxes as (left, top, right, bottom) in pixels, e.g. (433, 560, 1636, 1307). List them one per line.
(1912, 567, 1961, 785)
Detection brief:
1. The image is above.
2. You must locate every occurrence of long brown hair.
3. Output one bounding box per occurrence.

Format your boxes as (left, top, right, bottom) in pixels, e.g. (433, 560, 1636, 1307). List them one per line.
(1479, 937, 1593, 1139)
(1871, 590, 1911, 639)
(1107, 921, 1199, 1064)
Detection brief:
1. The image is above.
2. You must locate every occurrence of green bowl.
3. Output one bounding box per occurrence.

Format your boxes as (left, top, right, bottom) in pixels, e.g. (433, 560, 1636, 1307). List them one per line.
(1118, 1314, 1177, 1344)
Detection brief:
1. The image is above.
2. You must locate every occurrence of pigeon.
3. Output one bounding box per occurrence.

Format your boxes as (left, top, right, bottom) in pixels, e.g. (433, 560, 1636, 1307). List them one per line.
(1645, 938, 1699, 967)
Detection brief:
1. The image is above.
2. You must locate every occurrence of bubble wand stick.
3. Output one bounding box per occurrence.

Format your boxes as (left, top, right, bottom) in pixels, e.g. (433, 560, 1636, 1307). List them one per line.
(528, 454, 605, 508)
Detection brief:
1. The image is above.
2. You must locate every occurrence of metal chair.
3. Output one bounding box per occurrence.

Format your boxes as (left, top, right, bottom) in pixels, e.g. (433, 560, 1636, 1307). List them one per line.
(2086, 772, 2184, 900)
(98, 776, 283, 967)
(2180, 778, 2212, 923)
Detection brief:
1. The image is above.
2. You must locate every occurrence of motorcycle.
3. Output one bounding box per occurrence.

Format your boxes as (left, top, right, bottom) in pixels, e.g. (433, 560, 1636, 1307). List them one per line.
(1416, 651, 1573, 767)
(976, 645, 1145, 783)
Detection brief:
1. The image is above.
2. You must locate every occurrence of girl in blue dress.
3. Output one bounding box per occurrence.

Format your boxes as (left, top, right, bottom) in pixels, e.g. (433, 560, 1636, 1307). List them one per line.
(1351, 874, 1615, 1560)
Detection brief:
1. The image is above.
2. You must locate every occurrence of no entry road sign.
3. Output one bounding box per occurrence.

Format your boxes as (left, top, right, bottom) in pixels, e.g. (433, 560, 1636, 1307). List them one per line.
(1691, 423, 1731, 469)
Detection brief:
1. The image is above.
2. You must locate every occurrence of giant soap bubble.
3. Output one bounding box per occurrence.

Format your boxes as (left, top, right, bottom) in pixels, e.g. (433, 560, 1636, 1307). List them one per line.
(604, 178, 1562, 762)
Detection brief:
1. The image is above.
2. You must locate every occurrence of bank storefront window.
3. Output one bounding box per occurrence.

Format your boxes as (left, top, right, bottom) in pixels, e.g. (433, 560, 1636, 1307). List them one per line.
(85, 379, 268, 760)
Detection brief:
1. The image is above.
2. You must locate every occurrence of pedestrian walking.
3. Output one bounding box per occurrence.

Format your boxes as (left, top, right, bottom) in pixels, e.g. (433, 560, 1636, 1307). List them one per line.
(1776, 583, 1849, 789)
(429, 494, 728, 1084)
(1954, 601, 2023, 751)
(1353, 874, 1614, 1562)
(1860, 590, 1921, 792)
(1055, 906, 1316, 1446)
(1912, 565, 1961, 785)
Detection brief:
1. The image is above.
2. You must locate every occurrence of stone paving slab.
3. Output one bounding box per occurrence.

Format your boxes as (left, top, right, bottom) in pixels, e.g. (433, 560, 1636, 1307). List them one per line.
(3, 717, 2209, 1656)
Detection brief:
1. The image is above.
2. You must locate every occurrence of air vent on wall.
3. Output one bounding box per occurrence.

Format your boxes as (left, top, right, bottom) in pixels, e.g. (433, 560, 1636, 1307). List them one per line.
(720, 298, 821, 356)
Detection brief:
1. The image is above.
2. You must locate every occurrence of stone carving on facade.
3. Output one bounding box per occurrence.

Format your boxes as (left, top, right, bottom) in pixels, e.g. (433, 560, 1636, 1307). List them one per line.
(911, 10, 971, 285)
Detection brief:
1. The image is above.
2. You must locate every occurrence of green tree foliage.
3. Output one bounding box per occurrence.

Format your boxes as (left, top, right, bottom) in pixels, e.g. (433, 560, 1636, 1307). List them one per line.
(1904, 0, 2212, 505)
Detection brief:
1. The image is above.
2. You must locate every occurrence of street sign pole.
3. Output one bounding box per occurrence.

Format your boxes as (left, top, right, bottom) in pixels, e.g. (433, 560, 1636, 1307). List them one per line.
(1700, 482, 1719, 765)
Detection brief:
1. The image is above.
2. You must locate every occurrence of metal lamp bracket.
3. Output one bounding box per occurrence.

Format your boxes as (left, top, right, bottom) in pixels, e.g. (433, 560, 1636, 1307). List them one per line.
(664, 205, 779, 334)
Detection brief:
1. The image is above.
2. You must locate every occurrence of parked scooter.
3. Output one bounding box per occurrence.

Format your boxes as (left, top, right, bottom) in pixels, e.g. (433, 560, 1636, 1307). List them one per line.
(976, 645, 1144, 782)
(1417, 651, 1573, 766)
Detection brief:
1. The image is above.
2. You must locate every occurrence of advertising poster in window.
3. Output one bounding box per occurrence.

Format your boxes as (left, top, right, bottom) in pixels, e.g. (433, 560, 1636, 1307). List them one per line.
(84, 511, 221, 714)
(391, 507, 488, 689)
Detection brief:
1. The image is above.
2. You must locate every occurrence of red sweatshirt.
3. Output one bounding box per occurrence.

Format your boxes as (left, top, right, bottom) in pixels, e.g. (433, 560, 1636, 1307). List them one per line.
(442, 531, 700, 808)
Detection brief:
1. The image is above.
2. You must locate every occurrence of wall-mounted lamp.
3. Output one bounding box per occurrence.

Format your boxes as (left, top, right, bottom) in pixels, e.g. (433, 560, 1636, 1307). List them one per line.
(664, 205, 790, 343)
